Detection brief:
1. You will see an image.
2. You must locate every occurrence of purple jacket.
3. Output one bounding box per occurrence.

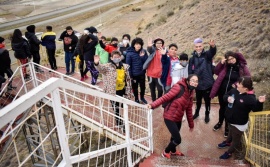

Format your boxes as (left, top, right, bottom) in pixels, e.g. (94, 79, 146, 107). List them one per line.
(210, 53, 250, 98)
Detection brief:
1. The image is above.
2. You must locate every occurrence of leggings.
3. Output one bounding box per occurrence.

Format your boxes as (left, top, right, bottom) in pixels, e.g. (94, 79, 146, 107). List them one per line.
(195, 87, 212, 114)
(85, 61, 99, 85)
(164, 119, 182, 153)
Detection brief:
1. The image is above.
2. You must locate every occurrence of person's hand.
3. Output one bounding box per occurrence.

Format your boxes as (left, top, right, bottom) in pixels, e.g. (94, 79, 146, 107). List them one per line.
(148, 37, 153, 47)
(69, 46, 72, 49)
(159, 47, 166, 55)
(146, 104, 152, 109)
(209, 39, 215, 47)
(228, 96, 235, 103)
(140, 50, 145, 56)
(97, 32, 102, 40)
(94, 55, 100, 64)
(221, 58, 226, 64)
(189, 128, 194, 132)
(258, 95, 266, 103)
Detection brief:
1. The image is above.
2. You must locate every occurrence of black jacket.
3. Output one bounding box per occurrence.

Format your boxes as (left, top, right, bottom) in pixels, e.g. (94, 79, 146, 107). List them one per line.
(0, 48, 11, 72)
(59, 30, 78, 52)
(11, 39, 31, 59)
(224, 88, 263, 125)
(25, 32, 41, 53)
(83, 34, 98, 61)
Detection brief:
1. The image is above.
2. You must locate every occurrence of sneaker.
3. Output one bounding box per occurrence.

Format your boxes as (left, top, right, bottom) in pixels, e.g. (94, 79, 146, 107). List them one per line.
(224, 130, 229, 138)
(65, 72, 70, 75)
(217, 141, 231, 149)
(161, 150, 171, 159)
(213, 122, 222, 131)
(171, 150, 184, 156)
(69, 72, 74, 75)
(80, 77, 84, 81)
(193, 112, 199, 120)
(135, 99, 140, 104)
(84, 75, 88, 79)
(140, 98, 148, 104)
(219, 151, 232, 159)
(205, 114, 210, 123)
(24, 74, 31, 80)
(7, 85, 17, 91)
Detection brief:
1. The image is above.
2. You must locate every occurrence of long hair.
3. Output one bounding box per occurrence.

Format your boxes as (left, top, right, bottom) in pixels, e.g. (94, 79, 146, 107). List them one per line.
(79, 35, 90, 55)
(11, 29, 23, 43)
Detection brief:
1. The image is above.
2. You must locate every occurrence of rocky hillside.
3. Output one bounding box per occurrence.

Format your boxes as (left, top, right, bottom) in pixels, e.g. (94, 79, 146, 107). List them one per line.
(100, 0, 270, 109)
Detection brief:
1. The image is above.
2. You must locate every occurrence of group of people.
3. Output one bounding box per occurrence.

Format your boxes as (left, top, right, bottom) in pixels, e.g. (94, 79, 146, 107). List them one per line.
(1, 25, 267, 161)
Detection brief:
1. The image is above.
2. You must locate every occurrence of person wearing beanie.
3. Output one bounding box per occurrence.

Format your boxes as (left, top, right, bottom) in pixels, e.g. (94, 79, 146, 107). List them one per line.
(87, 26, 98, 35)
(0, 37, 16, 93)
(143, 37, 166, 101)
(25, 24, 44, 73)
(188, 38, 216, 123)
(119, 34, 131, 63)
(11, 29, 32, 80)
(41, 25, 57, 70)
(59, 26, 78, 75)
(210, 51, 250, 137)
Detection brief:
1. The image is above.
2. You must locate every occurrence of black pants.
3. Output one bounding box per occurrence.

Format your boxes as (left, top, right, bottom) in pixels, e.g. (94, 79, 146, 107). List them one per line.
(79, 55, 88, 78)
(217, 90, 227, 123)
(32, 51, 41, 69)
(132, 74, 146, 100)
(164, 119, 182, 153)
(111, 89, 125, 126)
(148, 76, 163, 101)
(0, 68, 13, 89)
(46, 48, 57, 69)
(195, 87, 212, 114)
(226, 124, 243, 154)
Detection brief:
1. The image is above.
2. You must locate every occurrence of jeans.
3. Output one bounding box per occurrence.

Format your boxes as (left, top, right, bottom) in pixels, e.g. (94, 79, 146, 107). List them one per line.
(65, 52, 75, 73)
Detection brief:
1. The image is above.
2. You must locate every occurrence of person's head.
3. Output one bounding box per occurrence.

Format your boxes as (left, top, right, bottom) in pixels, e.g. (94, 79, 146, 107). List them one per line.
(224, 51, 238, 65)
(26, 25, 35, 33)
(193, 38, 204, 54)
(237, 76, 253, 93)
(0, 37, 4, 44)
(168, 43, 178, 57)
(88, 26, 98, 36)
(131, 37, 144, 51)
(12, 29, 23, 42)
(122, 34, 131, 45)
(66, 26, 73, 35)
(110, 50, 122, 64)
(101, 36, 106, 44)
(79, 34, 91, 53)
(46, 26, 52, 32)
(186, 74, 199, 90)
(83, 28, 90, 35)
(179, 53, 189, 67)
(153, 38, 164, 49)
(111, 37, 118, 47)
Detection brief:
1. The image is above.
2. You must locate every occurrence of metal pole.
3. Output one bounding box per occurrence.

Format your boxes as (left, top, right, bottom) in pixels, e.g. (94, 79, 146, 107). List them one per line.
(123, 103, 133, 167)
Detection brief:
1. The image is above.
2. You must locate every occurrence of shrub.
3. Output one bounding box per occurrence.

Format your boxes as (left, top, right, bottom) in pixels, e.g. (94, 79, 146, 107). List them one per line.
(145, 23, 154, 30)
(167, 11, 174, 17)
(157, 16, 167, 25)
(132, 8, 141, 11)
(135, 30, 142, 35)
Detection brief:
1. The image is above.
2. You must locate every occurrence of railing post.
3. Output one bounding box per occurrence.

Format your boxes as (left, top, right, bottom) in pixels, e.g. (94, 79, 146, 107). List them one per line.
(246, 115, 255, 158)
(148, 109, 154, 152)
(30, 62, 39, 88)
(98, 97, 104, 127)
(51, 88, 72, 166)
(123, 103, 133, 167)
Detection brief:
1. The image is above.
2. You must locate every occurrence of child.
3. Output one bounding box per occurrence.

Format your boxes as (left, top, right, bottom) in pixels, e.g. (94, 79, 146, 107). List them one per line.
(171, 53, 189, 86)
(0, 36, 16, 93)
(94, 50, 132, 131)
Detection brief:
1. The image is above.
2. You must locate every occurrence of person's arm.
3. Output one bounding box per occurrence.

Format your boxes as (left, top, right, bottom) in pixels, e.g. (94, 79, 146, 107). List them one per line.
(206, 39, 217, 60)
(99, 40, 106, 49)
(188, 57, 193, 75)
(58, 31, 66, 41)
(214, 61, 225, 75)
(125, 52, 133, 78)
(186, 95, 194, 129)
(33, 35, 41, 45)
(147, 46, 155, 55)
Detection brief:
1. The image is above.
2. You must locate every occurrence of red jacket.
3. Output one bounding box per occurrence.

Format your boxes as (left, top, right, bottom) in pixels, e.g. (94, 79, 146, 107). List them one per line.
(150, 78, 194, 128)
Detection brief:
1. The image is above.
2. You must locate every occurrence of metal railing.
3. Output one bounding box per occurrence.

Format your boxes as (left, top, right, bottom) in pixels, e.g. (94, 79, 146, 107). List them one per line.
(0, 63, 153, 167)
(244, 111, 270, 167)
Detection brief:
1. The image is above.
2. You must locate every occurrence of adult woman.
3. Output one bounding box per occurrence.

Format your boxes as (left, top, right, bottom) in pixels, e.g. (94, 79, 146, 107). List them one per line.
(147, 74, 198, 159)
(11, 29, 31, 80)
(94, 50, 132, 131)
(217, 76, 265, 159)
(210, 51, 250, 137)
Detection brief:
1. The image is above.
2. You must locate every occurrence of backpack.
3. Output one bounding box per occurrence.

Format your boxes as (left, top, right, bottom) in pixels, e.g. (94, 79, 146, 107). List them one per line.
(116, 67, 126, 90)
(162, 84, 185, 108)
(64, 37, 72, 45)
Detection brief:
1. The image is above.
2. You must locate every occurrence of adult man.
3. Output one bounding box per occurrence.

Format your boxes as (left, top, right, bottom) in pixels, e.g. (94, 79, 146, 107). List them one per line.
(41, 26, 57, 70)
(25, 25, 44, 72)
(59, 26, 78, 75)
(188, 38, 216, 123)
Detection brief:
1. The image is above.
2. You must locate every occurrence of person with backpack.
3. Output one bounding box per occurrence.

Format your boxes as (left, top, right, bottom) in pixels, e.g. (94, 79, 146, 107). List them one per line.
(0, 37, 16, 94)
(59, 26, 78, 75)
(147, 74, 198, 159)
(94, 50, 132, 132)
(11, 29, 32, 80)
(188, 38, 216, 123)
(25, 25, 44, 73)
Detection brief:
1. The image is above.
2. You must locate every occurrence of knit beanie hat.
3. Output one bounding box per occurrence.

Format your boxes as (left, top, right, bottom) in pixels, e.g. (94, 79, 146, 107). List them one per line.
(26, 25, 36, 33)
(194, 38, 203, 44)
(0, 37, 4, 43)
(88, 26, 98, 34)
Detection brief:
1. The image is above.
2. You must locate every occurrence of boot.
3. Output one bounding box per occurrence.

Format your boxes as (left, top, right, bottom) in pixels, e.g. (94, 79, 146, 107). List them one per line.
(205, 111, 210, 123)
(193, 109, 200, 120)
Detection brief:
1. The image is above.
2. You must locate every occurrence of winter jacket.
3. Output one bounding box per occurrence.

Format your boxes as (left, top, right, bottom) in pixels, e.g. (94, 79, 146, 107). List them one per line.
(150, 78, 194, 128)
(188, 46, 217, 90)
(119, 44, 130, 63)
(0, 48, 11, 73)
(41, 31, 56, 49)
(95, 62, 132, 99)
(59, 30, 78, 52)
(126, 47, 148, 78)
(224, 88, 263, 125)
(11, 39, 31, 59)
(210, 53, 250, 98)
(99, 40, 117, 53)
(95, 43, 109, 64)
(25, 32, 41, 53)
(82, 34, 98, 62)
